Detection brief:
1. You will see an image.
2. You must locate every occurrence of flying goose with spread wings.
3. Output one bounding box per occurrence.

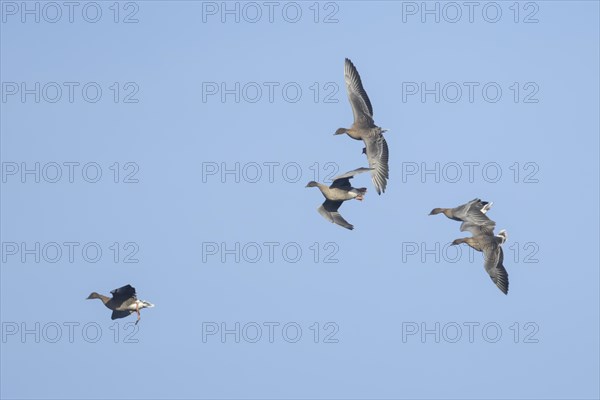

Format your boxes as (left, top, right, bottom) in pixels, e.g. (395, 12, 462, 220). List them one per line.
(306, 167, 372, 230)
(335, 58, 389, 195)
(87, 284, 154, 324)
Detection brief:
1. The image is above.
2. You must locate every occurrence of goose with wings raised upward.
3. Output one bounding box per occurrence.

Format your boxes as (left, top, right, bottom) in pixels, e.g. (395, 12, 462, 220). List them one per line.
(429, 198, 495, 234)
(87, 284, 154, 324)
(306, 167, 372, 230)
(335, 58, 389, 195)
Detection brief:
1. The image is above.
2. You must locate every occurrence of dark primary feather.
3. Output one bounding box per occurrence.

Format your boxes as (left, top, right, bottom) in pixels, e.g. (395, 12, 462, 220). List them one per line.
(110, 284, 136, 300)
(111, 310, 132, 320)
(318, 200, 353, 230)
(322, 199, 342, 213)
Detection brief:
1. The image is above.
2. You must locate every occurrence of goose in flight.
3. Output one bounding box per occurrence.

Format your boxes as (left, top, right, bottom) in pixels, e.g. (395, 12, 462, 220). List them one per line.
(87, 284, 154, 324)
(429, 198, 495, 233)
(335, 58, 389, 195)
(306, 167, 372, 230)
(452, 229, 509, 295)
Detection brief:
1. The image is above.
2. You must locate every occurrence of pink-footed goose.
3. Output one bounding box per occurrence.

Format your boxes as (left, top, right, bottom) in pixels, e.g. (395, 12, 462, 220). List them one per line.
(306, 167, 372, 230)
(335, 58, 389, 195)
(87, 284, 154, 324)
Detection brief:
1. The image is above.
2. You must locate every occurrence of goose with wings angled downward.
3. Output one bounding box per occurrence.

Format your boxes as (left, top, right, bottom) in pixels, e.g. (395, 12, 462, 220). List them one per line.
(432, 199, 508, 294)
(452, 228, 510, 295)
(306, 167, 372, 230)
(335, 58, 389, 195)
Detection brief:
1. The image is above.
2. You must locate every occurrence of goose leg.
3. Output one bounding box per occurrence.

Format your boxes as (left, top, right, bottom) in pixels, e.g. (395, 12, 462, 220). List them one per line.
(135, 303, 140, 325)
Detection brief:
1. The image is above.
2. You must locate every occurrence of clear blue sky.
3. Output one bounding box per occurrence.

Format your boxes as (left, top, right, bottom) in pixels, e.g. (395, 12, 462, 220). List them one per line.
(1, 1, 599, 399)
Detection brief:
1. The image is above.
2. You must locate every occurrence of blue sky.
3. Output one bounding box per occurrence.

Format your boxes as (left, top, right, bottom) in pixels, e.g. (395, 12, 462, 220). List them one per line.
(1, 1, 599, 399)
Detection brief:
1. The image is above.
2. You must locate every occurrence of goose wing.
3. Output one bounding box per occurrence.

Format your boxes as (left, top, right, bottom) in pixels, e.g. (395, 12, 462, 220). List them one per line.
(452, 198, 480, 219)
(330, 167, 372, 189)
(344, 58, 374, 129)
(111, 310, 132, 320)
(364, 134, 389, 194)
(453, 198, 495, 227)
(317, 200, 353, 230)
(460, 219, 496, 236)
(483, 244, 509, 294)
(111, 284, 137, 300)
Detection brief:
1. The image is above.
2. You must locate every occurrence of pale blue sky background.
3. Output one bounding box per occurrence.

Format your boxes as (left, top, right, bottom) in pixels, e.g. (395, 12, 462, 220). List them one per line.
(1, 1, 599, 399)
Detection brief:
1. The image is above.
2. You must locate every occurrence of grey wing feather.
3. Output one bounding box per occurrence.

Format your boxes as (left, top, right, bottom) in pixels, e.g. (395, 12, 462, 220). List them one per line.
(330, 167, 372, 189)
(364, 134, 389, 194)
(460, 221, 495, 236)
(452, 198, 479, 220)
(464, 210, 495, 228)
(454, 198, 495, 227)
(344, 58, 374, 128)
(483, 245, 509, 294)
(318, 200, 353, 230)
